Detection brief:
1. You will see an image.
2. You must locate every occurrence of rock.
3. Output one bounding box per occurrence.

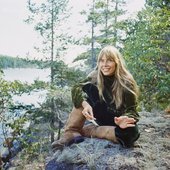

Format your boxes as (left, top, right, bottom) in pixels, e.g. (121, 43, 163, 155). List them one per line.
(45, 159, 86, 170)
(45, 110, 170, 170)
(46, 138, 141, 170)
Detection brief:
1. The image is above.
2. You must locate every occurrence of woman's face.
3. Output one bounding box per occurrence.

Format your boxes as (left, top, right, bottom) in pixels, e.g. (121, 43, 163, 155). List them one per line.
(98, 55, 116, 76)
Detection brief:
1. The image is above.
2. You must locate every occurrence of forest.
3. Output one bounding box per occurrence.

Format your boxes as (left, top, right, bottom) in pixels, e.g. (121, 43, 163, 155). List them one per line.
(0, 0, 169, 169)
(0, 55, 48, 68)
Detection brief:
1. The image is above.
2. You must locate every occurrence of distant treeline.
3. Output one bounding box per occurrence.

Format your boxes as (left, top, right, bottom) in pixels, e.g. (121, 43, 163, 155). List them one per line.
(0, 55, 48, 69)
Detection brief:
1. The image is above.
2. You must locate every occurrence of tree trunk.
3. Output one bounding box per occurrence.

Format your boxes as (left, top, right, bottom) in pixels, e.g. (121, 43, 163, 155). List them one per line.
(50, 0, 55, 143)
(91, 0, 96, 69)
(114, 0, 118, 45)
(105, 0, 109, 39)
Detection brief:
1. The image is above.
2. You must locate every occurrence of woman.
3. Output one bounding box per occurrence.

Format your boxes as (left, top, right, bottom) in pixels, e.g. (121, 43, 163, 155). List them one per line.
(52, 46, 140, 150)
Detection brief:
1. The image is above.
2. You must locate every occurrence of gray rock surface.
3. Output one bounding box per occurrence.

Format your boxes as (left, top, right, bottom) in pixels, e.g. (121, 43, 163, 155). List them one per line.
(46, 111, 170, 170)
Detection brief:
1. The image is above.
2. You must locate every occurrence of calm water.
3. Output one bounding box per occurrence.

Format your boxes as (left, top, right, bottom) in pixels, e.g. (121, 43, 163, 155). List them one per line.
(3, 68, 50, 83)
(0, 68, 50, 149)
(3, 68, 50, 106)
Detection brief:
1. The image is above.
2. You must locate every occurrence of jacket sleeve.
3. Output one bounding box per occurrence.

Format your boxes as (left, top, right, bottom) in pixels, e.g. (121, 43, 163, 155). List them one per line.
(71, 70, 97, 108)
(123, 90, 140, 122)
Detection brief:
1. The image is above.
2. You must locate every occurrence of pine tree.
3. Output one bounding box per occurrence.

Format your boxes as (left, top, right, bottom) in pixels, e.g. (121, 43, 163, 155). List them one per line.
(26, 0, 70, 142)
(76, 0, 127, 69)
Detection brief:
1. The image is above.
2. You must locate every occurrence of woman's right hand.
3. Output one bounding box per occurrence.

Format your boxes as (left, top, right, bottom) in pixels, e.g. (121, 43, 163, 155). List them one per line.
(82, 101, 95, 120)
(114, 116, 136, 129)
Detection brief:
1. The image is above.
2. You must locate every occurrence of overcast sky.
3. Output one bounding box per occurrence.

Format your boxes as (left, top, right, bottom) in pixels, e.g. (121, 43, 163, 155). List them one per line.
(0, 0, 145, 64)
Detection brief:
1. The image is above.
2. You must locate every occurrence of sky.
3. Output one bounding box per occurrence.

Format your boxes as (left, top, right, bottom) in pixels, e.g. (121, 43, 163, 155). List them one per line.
(0, 0, 145, 64)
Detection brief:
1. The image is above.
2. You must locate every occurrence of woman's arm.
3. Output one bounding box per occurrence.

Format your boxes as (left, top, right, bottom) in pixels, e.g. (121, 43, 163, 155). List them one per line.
(71, 70, 97, 120)
(71, 70, 97, 108)
(123, 89, 140, 122)
(71, 81, 88, 108)
(114, 89, 139, 129)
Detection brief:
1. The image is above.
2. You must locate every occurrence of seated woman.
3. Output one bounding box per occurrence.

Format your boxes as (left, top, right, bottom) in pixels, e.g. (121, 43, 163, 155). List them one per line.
(52, 45, 140, 150)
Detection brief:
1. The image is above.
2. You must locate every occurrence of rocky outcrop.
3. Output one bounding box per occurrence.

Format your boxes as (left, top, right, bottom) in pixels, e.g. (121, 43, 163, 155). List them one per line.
(45, 111, 170, 170)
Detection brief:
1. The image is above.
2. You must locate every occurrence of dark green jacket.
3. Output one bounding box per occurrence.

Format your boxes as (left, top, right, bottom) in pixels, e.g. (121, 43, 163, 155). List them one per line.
(71, 71, 139, 122)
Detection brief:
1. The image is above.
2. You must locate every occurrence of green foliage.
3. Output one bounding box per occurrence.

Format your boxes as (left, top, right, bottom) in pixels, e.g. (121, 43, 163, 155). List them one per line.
(0, 71, 52, 162)
(0, 71, 49, 157)
(45, 86, 72, 113)
(123, 1, 170, 110)
(74, 0, 170, 110)
(28, 86, 72, 134)
(26, 0, 70, 59)
(52, 60, 86, 86)
(0, 24, 86, 160)
(0, 74, 29, 156)
(0, 55, 48, 69)
(76, 0, 127, 68)
(73, 51, 90, 62)
(16, 122, 50, 163)
(0, 77, 12, 119)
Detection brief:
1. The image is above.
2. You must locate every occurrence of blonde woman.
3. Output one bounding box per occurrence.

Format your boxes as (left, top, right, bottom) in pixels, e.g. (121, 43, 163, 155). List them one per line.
(52, 46, 140, 150)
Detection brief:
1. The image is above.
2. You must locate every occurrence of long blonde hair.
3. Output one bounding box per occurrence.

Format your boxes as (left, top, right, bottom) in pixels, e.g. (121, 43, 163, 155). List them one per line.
(97, 46, 139, 108)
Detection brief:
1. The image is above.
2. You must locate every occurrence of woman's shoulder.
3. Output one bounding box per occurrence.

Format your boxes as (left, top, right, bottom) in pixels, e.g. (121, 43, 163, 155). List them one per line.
(73, 69, 97, 87)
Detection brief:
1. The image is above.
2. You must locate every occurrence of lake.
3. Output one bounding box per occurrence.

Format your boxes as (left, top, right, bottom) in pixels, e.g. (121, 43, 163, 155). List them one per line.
(0, 68, 50, 150)
(3, 68, 50, 84)
(3, 68, 50, 106)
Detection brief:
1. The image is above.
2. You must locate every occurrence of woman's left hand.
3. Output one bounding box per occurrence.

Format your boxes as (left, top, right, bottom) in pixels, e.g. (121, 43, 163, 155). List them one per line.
(82, 101, 95, 120)
(114, 116, 136, 129)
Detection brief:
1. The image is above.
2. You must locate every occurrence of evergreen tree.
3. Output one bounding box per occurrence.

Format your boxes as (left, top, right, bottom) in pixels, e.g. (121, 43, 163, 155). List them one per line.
(123, 0, 170, 110)
(94, 0, 127, 46)
(76, 0, 127, 69)
(26, 0, 70, 142)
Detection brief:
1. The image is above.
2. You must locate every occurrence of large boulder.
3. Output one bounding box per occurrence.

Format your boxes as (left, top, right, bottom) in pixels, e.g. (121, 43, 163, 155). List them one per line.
(45, 111, 170, 170)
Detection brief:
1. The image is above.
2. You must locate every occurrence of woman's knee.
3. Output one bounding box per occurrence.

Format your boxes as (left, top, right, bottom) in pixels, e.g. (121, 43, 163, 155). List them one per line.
(115, 125, 140, 147)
